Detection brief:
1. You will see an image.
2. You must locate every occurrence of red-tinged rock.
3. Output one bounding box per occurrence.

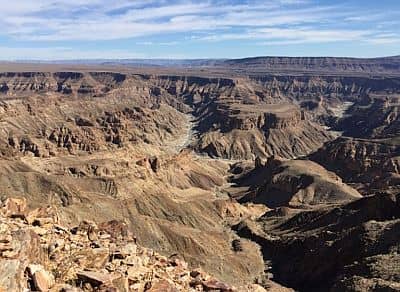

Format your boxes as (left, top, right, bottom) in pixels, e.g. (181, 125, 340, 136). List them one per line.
(202, 279, 234, 291)
(98, 220, 132, 239)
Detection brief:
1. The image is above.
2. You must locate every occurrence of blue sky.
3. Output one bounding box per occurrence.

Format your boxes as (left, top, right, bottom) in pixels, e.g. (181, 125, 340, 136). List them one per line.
(0, 0, 399, 60)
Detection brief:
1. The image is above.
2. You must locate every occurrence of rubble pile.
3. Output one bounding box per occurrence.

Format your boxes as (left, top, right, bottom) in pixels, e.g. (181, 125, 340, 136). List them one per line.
(0, 197, 267, 292)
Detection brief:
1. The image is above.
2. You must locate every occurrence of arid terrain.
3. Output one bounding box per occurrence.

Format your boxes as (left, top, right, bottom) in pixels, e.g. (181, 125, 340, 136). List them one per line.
(0, 57, 399, 292)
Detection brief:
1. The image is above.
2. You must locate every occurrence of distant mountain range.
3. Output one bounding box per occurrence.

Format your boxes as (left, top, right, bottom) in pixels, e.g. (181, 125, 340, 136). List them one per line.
(10, 55, 400, 75)
(13, 58, 225, 67)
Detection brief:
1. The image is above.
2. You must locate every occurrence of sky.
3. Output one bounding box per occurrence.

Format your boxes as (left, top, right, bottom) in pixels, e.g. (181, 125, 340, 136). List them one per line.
(0, 0, 399, 60)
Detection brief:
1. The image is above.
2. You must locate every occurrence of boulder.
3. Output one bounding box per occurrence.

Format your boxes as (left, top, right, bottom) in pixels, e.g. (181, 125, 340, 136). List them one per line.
(1, 197, 27, 218)
(202, 279, 234, 291)
(0, 229, 42, 291)
(112, 242, 137, 259)
(77, 271, 120, 287)
(147, 279, 178, 292)
(25, 206, 58, 226)
(98, 220, 132, 240)
(27, 264, 55, 292)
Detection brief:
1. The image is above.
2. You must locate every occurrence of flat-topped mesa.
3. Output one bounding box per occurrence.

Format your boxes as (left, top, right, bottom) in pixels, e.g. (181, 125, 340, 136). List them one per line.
(194, 100, 331, 160)
(222, 56, 400, 74)
(0, 71, 127, 96)
(218, 102, 305, 132)
(263, 108, 305, 130)
(0, 72, 56, 93)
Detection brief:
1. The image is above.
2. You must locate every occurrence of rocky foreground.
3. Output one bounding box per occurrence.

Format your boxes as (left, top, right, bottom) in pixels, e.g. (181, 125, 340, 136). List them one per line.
(0, 197, 285, 292)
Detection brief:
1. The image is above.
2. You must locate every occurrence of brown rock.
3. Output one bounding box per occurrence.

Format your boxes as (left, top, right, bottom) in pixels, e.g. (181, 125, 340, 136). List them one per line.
(86, 248, 110, 269)
(127, 266, 151, 281)
(190, 270, 201, 278)
(148, 156, 161, 173)
(97, 286, 117, 292)
(0, 229, 43, 291)
(147, 279, 178, 292)
(52, 284, 84, 291)
(255, 156, 264, 169)
(136, 158, 148, 167)
(112, 242, 137, 259)
(27, 264, 55, 292)
(262, 280, 294, 292)
(26, 206, 58, 225)
(77, 271, 119, 287)
(169, 258, 188, 269)
(110, 276, 129, 292)
(73, 220, 98, 237)
(88, 229, 98, 241)
(245, 284, 267, 292)
(98, 220, 132, 240)
(1, 197, 27, 218)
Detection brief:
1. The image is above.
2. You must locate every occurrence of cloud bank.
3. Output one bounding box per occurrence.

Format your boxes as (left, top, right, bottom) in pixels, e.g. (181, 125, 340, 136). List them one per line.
(0, 0, 398, 59)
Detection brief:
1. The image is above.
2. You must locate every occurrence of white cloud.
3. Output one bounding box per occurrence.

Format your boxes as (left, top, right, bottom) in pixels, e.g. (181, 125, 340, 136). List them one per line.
(0, 1, 366, 41)
(367, 38, 400, 45)
(258, 27, 372, 42)
(0, 0, 398, 59)
(199, 27, 375, 44)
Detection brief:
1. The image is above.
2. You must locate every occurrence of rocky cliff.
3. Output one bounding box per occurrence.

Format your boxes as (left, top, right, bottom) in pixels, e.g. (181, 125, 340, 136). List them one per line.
(337, 95, 400, 138)
(310, 137, 400, 194)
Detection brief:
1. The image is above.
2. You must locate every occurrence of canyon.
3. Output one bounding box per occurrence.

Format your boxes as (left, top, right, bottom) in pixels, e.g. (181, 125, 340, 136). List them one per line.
(0, 57, 399, 291)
